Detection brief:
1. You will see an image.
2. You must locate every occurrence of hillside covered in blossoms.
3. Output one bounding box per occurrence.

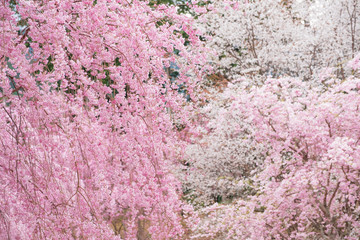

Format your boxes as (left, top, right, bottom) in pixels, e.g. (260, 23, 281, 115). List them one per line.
(1, 0, 360, 239)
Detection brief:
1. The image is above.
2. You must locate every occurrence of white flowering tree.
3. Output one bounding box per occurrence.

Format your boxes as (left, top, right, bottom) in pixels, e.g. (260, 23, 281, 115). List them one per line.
(177, 77, 266, 206)
(196, 0, 360, 81)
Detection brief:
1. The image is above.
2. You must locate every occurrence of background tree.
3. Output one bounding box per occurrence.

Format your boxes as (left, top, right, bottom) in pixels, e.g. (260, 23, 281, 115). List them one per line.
(196, 0, 360, 82)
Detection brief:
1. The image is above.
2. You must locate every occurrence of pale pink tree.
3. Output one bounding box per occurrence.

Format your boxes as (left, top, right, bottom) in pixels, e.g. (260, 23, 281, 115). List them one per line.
(191, 57, 360, 239)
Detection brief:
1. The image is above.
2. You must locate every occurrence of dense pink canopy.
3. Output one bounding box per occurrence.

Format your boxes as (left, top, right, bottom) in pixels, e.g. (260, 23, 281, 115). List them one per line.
(0, 0, 206, 239)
